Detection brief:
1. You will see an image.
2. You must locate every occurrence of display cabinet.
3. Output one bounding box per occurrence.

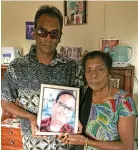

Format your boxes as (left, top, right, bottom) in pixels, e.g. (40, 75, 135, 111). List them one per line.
(111, 65, 135, 96)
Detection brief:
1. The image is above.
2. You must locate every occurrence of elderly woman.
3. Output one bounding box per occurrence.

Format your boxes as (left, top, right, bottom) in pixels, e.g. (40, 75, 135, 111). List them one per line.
(59, 51, 138, 150)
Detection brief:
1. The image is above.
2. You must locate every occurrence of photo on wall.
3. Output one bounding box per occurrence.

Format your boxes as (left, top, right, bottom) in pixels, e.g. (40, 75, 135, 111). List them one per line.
(36, 84, 80, 135)
(60, 46, 82, 60)
(64, 1, 87, 25)
(100, 39, 120, 57)
(26, 22, 34, 40)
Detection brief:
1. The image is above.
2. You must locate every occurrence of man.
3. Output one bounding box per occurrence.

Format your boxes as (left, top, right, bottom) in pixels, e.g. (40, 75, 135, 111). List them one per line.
(1, 5, 83, 150)
(41, 91, 76, 133)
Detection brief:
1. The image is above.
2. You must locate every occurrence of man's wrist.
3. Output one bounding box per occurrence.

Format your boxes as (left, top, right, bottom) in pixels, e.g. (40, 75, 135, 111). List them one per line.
(26, 113, 36, 121)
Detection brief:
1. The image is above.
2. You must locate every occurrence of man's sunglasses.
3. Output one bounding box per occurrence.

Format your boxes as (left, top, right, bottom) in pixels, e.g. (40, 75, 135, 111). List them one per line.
(35, 27, 62, 39)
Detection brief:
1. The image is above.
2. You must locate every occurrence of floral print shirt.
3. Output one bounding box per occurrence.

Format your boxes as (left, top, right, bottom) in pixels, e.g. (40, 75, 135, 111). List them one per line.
(40, 117, 74, 133)
(86, 89, 138, 150)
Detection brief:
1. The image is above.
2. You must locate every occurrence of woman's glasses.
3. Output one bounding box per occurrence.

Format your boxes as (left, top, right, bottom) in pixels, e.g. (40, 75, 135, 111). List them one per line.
(35, 27, 62, 39)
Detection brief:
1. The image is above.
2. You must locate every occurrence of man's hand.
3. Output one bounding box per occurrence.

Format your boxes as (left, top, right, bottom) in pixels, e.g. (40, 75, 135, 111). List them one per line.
(28, 114, 38, 137)
(28, 114, 48, 138)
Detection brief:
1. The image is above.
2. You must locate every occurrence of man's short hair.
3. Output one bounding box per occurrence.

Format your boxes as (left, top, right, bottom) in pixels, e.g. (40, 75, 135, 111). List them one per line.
(55, 91, 75, 102)
(34, 5, 63, 32)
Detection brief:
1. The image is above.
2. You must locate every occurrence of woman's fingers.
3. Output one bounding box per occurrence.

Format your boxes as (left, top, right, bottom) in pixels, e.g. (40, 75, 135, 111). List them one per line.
(57, 133, 69, 143)
(78, 120, 83, 133)
(57, 133, 64, 140)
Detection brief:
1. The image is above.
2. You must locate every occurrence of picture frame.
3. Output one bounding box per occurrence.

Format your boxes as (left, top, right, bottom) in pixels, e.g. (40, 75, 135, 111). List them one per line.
(26, 22, 34, 40)
(60, 46, 82, 60)
(64, 1, 87, 25)
(110, 78, 120, 88)
(100, 39, 120, 55)
(36, 84, 80, 135)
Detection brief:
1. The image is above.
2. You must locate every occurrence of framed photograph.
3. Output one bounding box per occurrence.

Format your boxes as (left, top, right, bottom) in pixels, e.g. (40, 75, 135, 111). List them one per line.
(60, 46, 82, 60)
(100, 39, 120, 56)
(36, 84, 80, 135)
(110, 78, 120, 88)
(26, 22, 34, 40)
(64, 1, 87, 25)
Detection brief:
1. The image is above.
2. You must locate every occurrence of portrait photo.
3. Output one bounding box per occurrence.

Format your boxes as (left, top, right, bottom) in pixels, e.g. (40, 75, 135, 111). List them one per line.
(100, 39, 120, 56)
(26, 22, 34, 40)
(64, 1, 87, 25)
(36, 84, 80, 135)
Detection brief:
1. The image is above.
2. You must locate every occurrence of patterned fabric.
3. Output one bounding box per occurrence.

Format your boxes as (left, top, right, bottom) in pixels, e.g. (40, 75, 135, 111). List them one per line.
(1, 45, 84, 150)
(40, 117, 74, 133)
(86, 89, 138, 150)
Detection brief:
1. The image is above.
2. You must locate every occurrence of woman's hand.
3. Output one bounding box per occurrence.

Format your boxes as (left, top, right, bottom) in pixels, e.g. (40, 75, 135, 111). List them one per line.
(57, 120, 83, 144)
(66, 134, 86, 145)
(58, 133, 86, 145)
(78, 120, 83, 133)
(57, 133, 69, 144)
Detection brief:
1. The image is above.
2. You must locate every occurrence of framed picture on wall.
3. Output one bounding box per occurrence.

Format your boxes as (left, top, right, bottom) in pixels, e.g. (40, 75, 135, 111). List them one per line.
(64, 1, 87, 25)
(36, 84, 80, 135)
(26, 22, 34, 40)
(60, 46, 82, 60)
(100, 38, 120, 55)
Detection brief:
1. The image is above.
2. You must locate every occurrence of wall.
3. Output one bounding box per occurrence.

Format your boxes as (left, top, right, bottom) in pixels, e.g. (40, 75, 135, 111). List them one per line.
(1, 1, 138, 97)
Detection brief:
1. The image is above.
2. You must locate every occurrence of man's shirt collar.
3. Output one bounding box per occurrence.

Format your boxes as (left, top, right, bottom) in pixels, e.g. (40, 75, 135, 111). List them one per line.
(28, 44, 68, 66)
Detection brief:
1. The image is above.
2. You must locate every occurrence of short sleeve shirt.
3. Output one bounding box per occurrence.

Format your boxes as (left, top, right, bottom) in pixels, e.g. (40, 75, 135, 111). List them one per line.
(86, 89, 138, 150)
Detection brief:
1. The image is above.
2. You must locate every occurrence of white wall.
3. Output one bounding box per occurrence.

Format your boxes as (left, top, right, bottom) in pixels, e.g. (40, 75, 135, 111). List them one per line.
(1, 1, 138, 97)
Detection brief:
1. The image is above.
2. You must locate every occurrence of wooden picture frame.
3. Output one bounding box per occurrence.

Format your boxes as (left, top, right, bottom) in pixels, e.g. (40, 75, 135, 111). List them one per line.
(36, 84, 80, 135)
(64, 1, 87, 25)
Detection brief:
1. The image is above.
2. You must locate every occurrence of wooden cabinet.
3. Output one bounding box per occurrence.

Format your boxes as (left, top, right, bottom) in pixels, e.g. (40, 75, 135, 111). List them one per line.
(1, 65, 8, 80)
(1, 127, 23, 150)
(111, 65, 135, 95)
(1, 65, 23, 150)
(1, 65, 14, 121)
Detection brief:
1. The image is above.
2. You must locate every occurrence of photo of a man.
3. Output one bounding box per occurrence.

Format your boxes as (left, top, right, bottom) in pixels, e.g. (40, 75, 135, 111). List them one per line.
(40, 91, 76, 133)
